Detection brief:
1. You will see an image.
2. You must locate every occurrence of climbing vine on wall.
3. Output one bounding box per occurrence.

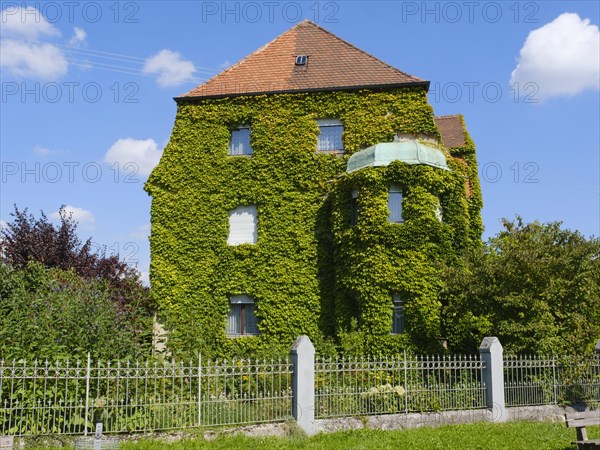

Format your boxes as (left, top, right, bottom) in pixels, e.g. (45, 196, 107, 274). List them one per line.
(331, 155, 472, 355)
(145, 88, 482, 358)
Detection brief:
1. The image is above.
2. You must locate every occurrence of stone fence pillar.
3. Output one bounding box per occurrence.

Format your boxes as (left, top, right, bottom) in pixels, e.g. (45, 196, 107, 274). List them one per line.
(479, 336, 507, 422)
(290, 335, 316, 435)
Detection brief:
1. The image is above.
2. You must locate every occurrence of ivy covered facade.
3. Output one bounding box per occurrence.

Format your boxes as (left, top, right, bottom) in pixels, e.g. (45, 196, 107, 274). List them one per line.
(145, 21, 483, 357)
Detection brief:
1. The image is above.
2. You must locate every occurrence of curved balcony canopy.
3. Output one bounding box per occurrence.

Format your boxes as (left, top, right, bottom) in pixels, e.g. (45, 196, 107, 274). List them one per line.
(346, 141, 450, 173)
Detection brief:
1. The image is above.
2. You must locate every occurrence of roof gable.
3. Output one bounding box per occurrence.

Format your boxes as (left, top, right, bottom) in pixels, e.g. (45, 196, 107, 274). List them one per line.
(180, 20, 427, 99)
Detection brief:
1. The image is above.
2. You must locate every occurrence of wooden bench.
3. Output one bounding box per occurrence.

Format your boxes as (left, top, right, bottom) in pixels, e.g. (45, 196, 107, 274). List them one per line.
(565, 411, 600, 449)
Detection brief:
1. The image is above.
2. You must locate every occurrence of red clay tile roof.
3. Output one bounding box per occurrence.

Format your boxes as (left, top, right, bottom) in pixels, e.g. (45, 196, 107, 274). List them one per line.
(180, 20, 427, 99)
(434, 115, 467, 149)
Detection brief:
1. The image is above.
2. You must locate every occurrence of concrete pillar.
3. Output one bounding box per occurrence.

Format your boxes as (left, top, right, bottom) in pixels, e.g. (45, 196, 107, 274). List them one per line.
(595, 339, 600, 357)
(290, 335, 316, 435)
(479, 336, 507, 422)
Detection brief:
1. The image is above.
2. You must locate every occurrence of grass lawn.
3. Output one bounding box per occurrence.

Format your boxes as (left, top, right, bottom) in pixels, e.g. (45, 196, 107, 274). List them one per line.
(28, 421, 600, 449)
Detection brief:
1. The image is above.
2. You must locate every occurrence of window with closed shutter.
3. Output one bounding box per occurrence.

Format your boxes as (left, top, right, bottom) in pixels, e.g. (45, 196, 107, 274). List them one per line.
(435, 197, 443, 222)
(228, 206, 257, 245)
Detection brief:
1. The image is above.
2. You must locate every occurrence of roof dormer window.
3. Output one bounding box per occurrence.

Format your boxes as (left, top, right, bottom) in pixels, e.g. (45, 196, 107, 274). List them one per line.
(295, 55, 308, 65)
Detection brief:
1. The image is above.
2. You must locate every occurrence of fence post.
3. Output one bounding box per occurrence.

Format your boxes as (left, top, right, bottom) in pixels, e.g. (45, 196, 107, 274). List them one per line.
(596, 339, 600, 358)
(479, 337, 507, 422)
(290, 335, 315, 435)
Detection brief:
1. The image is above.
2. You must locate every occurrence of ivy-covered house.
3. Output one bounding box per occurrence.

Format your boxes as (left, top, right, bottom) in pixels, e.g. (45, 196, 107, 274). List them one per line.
(145, 20, 482, 357)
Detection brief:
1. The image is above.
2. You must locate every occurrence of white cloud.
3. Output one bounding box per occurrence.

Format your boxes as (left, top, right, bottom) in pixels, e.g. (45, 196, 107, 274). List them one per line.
(1, 6, 61, 39)
(142, 49, 196, 87)
(0, 6, 68, 80)
(51, 206, 95, 230)
(510, 13, 600, 100)
(0, 39, 68, 79)
(218, 60, 231, 69)
(104, 138, 162, 177)
(130, 223, 151, 239)
(0, 219, 7, 252)
(68, 27, 87, 46)
(33, 145, 51, 156)
(140, 270, 150, 287)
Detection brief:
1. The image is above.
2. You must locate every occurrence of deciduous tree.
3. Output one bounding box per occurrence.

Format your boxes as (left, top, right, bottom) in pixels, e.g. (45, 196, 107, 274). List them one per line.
(442, 217, 600, 354)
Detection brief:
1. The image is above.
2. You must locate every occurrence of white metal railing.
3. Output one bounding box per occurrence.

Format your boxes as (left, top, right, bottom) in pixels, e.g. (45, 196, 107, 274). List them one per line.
(1, 342, 599, 437)
(504, 354, 600, 406)
(315, 353, 487, 418)
(0, 357, 292, 436)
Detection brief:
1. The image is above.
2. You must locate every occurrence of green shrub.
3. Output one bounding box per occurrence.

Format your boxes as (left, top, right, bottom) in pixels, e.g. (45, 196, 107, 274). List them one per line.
(0, 262, 152, 361)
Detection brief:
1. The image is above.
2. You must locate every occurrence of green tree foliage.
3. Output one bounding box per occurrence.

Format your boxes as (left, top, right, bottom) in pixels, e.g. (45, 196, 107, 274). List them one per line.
(0, 206, 154, 360)
(442, 217, 600, 354)
(0, 262, 152, 360)
(1, 205, 154, 312)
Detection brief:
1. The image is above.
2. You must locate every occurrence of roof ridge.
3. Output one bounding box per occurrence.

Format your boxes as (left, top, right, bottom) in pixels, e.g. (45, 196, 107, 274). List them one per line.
(435, 114, 462, 119)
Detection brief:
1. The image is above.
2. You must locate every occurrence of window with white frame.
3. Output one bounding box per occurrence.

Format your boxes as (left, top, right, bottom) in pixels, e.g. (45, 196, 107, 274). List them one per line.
(229, 126, 253, 155)
(227, 205, 257, 245)
(391, 294, 405, 334)
(227, 295, 258, 336)
(317, 119, 344, 152)
(388, 185, 404, 223)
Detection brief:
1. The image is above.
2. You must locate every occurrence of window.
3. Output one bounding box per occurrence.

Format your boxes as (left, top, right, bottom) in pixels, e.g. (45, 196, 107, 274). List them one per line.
(228, 205, 257, 245)
(391, 294, 405, 334)
(227, 295, 258, 336)
(229, 126, 252, 155)
(388, 185, 403, 223)
(317, 119, 344, 152)
(435, 197, 443, 222)
(350, 190, 358, 225)
(295, 55, 308, 65)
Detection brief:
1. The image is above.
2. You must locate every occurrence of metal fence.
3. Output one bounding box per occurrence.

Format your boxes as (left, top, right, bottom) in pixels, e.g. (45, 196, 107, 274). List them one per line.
(315, 353, 487, 418)
(0, 357, 292, 437)
(1, 347, 599, 437)
(504, 354, 600, 407)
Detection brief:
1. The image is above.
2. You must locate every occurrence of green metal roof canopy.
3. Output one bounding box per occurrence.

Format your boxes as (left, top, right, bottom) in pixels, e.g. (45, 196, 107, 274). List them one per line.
(346, 141, 450, 173)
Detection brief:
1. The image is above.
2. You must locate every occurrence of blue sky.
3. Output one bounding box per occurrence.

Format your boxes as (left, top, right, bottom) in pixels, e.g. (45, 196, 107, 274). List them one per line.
(1, 1, 599, 284)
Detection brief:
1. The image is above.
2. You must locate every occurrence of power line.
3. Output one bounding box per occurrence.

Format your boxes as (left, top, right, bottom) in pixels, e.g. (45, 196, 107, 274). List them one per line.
(66, 58, 207, 83)
(56, 43, 220, 74)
